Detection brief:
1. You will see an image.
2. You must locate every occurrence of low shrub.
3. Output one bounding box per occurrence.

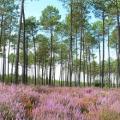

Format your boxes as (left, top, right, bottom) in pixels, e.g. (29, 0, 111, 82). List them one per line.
(99, 108, 120, 120)
(0, 103, 15, 120)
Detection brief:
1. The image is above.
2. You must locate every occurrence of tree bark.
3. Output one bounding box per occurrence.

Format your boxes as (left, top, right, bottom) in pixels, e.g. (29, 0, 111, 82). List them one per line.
(101, 11, 105, 88)
(15, 0, 24, 84)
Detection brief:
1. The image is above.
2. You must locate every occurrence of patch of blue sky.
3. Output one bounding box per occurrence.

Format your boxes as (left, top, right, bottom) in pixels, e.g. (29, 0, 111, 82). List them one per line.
(25, 0, 68, 21)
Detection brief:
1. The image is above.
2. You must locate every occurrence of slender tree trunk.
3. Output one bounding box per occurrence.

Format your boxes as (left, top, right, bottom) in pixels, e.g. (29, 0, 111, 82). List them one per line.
(46, 65, 48, 85)
(22, 1, 26, 84)
(108, 26, 111, 88)
(83, 31, 85, 87)
(69, 0, 73, 87)
(38, 60, 40, 85)
(15, 0, 23, 84)
(116, 44, 119, 87)
(25, 38, 28, 84)
(42, 63, 43, 85)
(11, 44, 15, 83)
(93, 53, 96, 84)
(75, 28, 78, 86)
(79, 27, 83, 87)
(86, 47, 89, 86)
(101, 11, 105, 88)
(53, 64, 55, 86)
(60, 47, 63, 86)
(116, 0, 120, 87)
(32, 32, 37, 85)
(53, 52, 55, 86)
(2, 36, 6, 83)
(0, 15, 3, 52)
(98, 40, 101, 86)
(65, 60, 68, 86)
(0, 14, 4, 82)
(43, 57, 46, 85)
(49, 28, 53, 85)
(88, 48, 91, 86)
(7, 38, 11, 82)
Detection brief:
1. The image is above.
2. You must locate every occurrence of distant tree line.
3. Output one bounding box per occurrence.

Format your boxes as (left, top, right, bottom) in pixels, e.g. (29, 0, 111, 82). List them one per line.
(0, 0, 120, 88)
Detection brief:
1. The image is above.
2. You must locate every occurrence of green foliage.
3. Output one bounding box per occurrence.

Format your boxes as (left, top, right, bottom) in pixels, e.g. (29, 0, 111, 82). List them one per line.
(110, 28, 118, 48)
(36, 34, 49, 65)
(99, 109, 120, 120)
(0, 103, 15, 120)
(40, 5, 61, 29)
(94, 80, 101, 87)
(25, 16, 39, 35)
(80, 106, 89, 113)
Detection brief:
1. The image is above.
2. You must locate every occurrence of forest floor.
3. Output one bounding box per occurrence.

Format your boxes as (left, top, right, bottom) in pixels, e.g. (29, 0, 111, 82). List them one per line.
(0, 83, 120, 120)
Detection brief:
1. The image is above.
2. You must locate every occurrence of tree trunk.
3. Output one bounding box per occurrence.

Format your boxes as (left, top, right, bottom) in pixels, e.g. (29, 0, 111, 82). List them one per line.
(2, 36, 6, 83)
(98, 39, 101, 86)
(79, 26, 83, 87)
(101, 11, 105, 88)
(75, 28, 78, 86)
(32, 32, 37, 85)
(108, 26, 111, 88)
(69, 0, 73, 87)
(22, 1, 26, 84)
(15, 0, 24, 84)
(7, 38, 11, 82)
(49, 28, 53, 85)
(11, 43, 15, 83)
(116, 0, 120, 87)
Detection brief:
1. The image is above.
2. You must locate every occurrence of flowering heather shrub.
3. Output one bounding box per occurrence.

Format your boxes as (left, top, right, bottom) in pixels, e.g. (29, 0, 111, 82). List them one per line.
(0, 84, 120, 120)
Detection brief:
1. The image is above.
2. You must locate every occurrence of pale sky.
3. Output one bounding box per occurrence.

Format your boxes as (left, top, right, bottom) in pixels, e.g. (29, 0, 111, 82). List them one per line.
(25, 0, 67, 20)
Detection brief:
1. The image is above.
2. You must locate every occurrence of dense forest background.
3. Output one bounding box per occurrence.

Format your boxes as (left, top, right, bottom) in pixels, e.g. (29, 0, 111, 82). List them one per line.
(0, 0, 120, 88)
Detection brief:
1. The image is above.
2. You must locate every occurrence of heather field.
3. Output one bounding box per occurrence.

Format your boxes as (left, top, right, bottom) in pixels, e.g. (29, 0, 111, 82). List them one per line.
(0, 84, 119, 120)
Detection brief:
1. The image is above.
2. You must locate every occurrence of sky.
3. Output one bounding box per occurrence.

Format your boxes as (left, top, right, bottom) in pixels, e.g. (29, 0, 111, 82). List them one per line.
(25, 0, 68, 20)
